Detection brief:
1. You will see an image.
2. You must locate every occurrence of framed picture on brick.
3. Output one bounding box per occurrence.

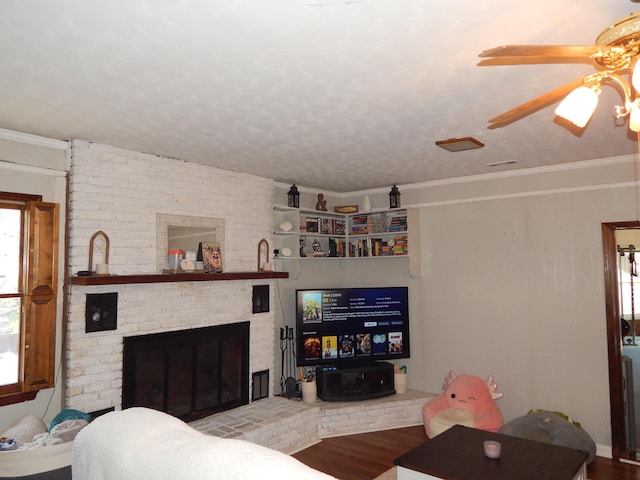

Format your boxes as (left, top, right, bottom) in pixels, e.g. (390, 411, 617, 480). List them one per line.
(201, 241, 223, 273)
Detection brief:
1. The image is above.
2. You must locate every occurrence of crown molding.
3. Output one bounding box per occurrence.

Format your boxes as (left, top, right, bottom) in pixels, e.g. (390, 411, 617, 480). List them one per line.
(398, 155, 638, 192)
(277, 155, 639, 197)
(0, 159, 67, 177)
(0, 128, 68, 150)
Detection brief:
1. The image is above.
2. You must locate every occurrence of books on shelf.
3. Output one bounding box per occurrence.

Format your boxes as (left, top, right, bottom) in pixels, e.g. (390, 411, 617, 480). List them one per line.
(350, 211, 407, 235)
(392, 236, 408, 255)
(388, 214, 407, 232)
(299, 215, 345, 235)
(350, 215, 369, 235)
(349, 235, 408, 257)
(278, 208, 408, 260)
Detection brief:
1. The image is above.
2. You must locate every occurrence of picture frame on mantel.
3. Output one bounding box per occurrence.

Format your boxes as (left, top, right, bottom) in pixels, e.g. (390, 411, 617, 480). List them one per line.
(334, 205, 358, 214)
(202, 242, 223, 273)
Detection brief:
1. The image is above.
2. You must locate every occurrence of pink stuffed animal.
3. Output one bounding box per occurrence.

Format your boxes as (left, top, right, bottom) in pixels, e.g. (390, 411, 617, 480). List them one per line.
(422, 370, 504, 438)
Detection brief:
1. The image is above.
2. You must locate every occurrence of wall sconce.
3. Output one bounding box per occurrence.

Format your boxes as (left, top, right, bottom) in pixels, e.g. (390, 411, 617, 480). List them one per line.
(287, 184, 300, 208)
(389, 185, 401, 209)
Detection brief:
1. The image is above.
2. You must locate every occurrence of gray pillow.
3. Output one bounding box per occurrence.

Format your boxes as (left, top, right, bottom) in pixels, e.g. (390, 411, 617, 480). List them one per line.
(500, 411, 596, 464)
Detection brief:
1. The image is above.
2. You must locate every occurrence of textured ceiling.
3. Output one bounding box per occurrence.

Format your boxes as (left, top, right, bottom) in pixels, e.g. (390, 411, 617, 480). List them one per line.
(1, 0, 639, 192)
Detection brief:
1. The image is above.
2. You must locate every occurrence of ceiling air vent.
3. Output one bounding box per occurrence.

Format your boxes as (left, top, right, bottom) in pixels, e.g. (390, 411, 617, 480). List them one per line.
(435, 137, 484, 152)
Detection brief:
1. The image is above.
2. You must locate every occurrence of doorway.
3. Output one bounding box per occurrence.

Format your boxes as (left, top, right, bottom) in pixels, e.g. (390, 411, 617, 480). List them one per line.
(603, 221, 640, 461)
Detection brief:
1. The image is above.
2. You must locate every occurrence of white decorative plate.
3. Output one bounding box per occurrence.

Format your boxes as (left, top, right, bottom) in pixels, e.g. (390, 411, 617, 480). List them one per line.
(281, 247, 292, 257)
(180, 259, 195, 271)
(279, 221, 293, 232)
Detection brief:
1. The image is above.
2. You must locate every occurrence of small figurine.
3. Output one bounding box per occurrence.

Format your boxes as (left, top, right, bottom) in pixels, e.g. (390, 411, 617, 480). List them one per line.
(316, 193, 327, 212)
(299, 238, 307, 257)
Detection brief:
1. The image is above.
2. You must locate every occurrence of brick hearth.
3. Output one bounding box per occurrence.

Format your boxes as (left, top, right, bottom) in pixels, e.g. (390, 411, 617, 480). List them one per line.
(188, 390, 434, 454)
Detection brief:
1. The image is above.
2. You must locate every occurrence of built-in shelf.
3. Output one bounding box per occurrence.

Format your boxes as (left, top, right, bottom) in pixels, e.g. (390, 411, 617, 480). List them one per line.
(273, 205, 409, 260)
(70, 271, 288, 286)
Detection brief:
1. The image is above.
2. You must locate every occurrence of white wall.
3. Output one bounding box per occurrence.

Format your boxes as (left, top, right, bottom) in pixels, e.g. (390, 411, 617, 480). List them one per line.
(388, 157, 638, 450)
(0, 135, 68, 432)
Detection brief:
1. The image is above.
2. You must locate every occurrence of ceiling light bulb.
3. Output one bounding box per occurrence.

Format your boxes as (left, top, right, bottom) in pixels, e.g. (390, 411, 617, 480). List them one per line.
(554, 86, 600, 128)
(630, 103, 640, 132)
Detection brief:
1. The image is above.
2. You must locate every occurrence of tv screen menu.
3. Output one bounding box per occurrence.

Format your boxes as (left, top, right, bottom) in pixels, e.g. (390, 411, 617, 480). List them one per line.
(297, 287, 409, 364)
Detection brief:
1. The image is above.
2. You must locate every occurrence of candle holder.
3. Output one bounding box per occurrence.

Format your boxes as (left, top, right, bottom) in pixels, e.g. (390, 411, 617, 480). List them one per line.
(88, 230, 110, 274)
(389, 184, 401, 209)
(287, 184, 300, 208)
(257, 239, 270, 271)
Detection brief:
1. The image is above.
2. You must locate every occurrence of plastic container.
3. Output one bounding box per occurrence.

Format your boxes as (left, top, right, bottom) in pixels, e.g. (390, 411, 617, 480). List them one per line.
(167, 249, 184, 270)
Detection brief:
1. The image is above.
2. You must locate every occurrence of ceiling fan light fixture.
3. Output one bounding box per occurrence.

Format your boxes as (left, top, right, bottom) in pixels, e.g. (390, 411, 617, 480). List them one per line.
(554, 85, 600, 128)
(632, 60, 640, 93)
(630, 103, 640, 132)
(435, 136, 484, 152)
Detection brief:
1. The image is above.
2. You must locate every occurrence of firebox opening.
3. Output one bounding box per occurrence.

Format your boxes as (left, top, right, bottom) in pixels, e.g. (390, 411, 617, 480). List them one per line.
(122, 322, 249, 422)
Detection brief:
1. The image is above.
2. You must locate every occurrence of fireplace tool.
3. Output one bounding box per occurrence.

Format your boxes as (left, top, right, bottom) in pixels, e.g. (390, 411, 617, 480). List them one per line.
(280, 327, 297, 397)
(280, 327, 286, 393)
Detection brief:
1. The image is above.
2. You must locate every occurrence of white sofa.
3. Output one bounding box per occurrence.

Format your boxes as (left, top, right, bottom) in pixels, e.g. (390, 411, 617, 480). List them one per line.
(72, 407, 337, 480)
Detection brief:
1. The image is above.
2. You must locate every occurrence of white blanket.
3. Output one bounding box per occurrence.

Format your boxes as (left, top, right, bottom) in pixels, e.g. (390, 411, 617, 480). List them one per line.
(72, 407, 337, 480)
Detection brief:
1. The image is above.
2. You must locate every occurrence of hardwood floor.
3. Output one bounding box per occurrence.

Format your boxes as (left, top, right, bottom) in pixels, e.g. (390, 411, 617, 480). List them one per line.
(293, 426, 640, 480)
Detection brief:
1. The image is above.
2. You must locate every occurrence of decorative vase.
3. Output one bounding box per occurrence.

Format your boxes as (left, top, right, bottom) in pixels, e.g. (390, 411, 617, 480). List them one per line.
(362, 195, 371, 213)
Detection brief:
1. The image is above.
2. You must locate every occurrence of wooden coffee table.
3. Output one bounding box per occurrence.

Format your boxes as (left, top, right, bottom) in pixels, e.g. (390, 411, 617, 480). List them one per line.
(394, 424, 587, 480)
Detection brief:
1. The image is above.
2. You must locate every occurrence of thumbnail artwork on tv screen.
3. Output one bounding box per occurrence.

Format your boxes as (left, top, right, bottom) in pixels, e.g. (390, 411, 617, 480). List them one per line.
(297, 287, 409, 365)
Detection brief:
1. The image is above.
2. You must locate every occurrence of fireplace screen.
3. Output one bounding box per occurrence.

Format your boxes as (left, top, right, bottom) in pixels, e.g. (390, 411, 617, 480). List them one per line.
(122, 322, 249, 421)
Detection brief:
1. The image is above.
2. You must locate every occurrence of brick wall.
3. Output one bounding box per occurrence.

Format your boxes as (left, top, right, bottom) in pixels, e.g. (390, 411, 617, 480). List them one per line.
(65, 141, 277, 414)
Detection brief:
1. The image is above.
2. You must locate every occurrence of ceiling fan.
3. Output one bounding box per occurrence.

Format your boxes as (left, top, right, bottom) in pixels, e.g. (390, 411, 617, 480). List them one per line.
(479, 10, 640, 130)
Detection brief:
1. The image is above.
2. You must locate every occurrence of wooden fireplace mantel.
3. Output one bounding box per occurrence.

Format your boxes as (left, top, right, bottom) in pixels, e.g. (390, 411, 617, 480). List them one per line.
(70, 271, 288, 286)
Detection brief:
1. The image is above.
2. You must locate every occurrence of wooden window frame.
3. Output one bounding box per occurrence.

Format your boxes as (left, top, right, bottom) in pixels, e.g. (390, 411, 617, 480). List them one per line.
(0, 192, 59, 406)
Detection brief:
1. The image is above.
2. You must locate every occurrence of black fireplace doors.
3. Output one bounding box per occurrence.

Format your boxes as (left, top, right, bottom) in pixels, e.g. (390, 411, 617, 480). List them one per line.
(122, 322, 249, 421)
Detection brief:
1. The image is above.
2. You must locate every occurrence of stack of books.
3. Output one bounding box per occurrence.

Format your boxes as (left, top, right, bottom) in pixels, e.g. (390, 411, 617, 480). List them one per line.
(320, 218, 345, 235)
(299, 215, 346, 235)
(388, 214, 407, 232)
(350, 215, 368, 235)
(392, 236, 408, 255)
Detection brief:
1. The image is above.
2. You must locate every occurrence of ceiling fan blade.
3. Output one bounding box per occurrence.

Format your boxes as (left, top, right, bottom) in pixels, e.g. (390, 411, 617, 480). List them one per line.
(479, 45, 604, 59)
(478, 55, 597, 66)
(488, 77, 586, 127)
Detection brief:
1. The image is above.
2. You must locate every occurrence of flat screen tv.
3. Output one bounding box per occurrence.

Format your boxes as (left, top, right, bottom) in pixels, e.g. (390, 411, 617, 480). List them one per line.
(295, 287, 410, 366)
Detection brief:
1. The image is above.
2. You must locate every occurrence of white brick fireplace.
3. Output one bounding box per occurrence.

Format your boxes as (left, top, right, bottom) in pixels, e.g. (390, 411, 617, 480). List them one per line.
(65, 141, 278, 415)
